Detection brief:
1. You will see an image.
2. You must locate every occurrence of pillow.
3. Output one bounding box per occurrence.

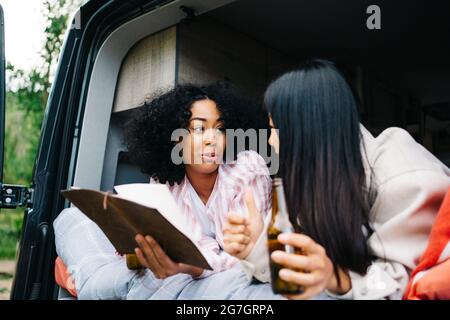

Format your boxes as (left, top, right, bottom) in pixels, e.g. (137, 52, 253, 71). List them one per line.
(403, 187, 450, 300)
(55, 256, 77, 297)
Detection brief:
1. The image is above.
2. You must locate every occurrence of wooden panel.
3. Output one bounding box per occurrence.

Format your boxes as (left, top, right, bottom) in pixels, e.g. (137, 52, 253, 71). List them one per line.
(112, 27, 177, 113)
(113, 17, 298, 111)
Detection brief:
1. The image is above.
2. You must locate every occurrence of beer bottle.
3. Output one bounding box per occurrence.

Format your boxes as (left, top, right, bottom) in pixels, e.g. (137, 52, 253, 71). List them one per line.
(267, 177, 304, 294)
(126, 253, 143, 270)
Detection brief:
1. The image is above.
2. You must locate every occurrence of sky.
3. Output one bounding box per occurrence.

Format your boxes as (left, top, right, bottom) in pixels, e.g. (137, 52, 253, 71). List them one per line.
(1, 0, 47, 71)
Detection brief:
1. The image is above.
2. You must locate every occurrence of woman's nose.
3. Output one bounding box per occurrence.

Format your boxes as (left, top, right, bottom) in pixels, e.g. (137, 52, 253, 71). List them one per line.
(203, 128, 217, 145)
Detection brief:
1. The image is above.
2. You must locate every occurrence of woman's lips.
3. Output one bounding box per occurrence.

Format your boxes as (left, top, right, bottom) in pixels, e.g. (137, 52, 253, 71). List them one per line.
(201, 153, 217, 162)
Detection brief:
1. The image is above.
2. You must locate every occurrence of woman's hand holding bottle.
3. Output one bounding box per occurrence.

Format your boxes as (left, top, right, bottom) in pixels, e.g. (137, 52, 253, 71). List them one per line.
(223, 185, 351, 299)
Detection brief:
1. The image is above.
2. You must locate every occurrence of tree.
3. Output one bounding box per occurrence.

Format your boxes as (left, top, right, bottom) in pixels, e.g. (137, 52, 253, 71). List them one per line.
(0, 0, 83, 260)
(4, 0, 83, 185)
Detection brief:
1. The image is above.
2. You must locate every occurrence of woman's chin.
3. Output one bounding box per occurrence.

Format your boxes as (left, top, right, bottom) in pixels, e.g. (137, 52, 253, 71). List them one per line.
(189, 163, 220, 175)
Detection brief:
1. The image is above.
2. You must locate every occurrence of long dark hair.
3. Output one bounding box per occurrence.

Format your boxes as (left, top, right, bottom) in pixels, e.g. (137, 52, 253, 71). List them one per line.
(264, 60, 372, 278)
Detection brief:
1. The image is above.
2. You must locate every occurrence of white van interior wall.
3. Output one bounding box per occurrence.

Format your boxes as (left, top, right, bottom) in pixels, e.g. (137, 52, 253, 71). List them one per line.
(72, 0, 235, 190)
(112, 14, 298, 114)
(112, 27, 177, 113)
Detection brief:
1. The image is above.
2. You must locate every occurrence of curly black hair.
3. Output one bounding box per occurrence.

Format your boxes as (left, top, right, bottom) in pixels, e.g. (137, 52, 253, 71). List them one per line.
(122, 82, 270, 185)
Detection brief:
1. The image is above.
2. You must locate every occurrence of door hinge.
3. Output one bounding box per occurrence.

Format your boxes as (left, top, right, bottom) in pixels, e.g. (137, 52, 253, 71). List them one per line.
(0, 183, 33, 209)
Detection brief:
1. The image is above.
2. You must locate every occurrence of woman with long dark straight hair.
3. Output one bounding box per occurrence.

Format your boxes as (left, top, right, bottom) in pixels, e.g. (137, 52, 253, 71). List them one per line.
(223, 59, 450, 299)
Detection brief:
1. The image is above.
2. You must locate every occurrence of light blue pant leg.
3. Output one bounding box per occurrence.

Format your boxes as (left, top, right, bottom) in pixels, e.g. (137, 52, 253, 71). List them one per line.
(169, 265, 334, 300)
(55, 207, 138, 300)
(126, 265, 280, 300)
(127, 269, 195, 300)
(127, 264, 334, 300)
(172, 265, 285, 300)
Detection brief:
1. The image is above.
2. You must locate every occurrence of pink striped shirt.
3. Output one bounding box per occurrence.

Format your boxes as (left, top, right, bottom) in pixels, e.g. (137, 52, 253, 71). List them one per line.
(151, 150, 272, 278)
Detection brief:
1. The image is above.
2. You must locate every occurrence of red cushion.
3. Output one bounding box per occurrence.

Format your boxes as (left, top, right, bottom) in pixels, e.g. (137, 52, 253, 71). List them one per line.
(55, 256, 77, 297)
(406, 258, 450, 300)
(404, 187, 450, 299)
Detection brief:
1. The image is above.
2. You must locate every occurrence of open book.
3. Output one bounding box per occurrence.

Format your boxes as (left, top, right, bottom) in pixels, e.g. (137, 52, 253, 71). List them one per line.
(60, 183, 212, 270)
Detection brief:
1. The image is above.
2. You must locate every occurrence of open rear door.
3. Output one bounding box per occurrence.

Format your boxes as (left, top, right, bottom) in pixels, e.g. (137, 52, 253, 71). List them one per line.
(0, 7, 31, 211)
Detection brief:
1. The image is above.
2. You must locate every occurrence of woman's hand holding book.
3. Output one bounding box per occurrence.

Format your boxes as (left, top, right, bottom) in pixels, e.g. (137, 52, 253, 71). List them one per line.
(134, 234, 204, 278)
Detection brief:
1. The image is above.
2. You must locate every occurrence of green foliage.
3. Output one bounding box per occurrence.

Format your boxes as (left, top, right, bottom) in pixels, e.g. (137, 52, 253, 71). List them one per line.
(4, 0, 83, 184)
(3, 91, 38, 185)
(1, 0, 83, 259)
(0, 209, 23, 259)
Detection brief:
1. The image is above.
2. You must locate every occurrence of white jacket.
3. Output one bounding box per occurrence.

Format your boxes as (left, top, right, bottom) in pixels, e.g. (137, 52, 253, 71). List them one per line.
(240, 126, 450, 300)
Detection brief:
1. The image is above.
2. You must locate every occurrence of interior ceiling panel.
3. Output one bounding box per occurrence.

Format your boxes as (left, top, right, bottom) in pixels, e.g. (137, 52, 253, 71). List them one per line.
(208, 0, 450, 104)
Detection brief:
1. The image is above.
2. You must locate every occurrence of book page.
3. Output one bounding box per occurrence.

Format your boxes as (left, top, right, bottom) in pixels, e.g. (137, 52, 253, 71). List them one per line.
(113, 183, 194, 240)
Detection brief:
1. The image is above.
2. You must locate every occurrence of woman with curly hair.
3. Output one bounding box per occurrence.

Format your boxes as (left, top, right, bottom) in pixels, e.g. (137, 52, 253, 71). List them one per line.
(53, 82, 287, 299)
(122, 82, 272, 279)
